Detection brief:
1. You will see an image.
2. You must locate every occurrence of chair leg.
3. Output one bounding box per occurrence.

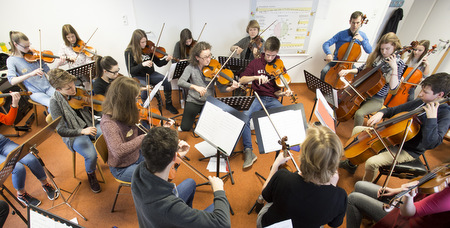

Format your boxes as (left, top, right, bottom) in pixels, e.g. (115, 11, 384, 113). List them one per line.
(421, 154, 431, 171)
(72, 152, 76, 178)
(96, 161, 105, 184)
(372, 171, 382, 184)
(111, 184, 124, 213)
(33, 103, 38, 126)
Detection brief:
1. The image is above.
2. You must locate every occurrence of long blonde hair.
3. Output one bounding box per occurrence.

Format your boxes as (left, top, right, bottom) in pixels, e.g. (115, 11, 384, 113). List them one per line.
(365, 32, 402, 69)
(125, 29, 146, 64)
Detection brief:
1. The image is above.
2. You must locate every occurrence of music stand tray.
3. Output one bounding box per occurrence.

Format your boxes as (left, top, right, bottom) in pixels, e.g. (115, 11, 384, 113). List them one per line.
(67, 62, 96, 86)
(216, 96, 255, 111)
(304, 70, 338, 122)
(172, 61, 189, 80)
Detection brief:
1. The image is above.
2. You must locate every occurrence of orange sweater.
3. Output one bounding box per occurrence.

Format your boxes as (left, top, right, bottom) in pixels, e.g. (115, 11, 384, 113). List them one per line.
(0, 106, 18, 125)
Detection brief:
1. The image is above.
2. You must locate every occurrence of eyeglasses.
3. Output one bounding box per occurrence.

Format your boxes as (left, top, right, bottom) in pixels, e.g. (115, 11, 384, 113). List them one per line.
(106, 68, 120, 75)
(17, 43, 31, 49)
(199, 54, 213, 61)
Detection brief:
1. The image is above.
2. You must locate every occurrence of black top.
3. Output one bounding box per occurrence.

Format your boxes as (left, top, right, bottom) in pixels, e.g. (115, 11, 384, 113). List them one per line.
(124, 50, 169, 78)
(93, 78, 110, 96)
(262, 169, 347, 228)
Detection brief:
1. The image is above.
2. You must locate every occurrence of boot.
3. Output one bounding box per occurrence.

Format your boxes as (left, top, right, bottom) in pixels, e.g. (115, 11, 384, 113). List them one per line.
(87, 171, 101, 193)
(243, 148, 257, 169)
(164, 91, 179, 114)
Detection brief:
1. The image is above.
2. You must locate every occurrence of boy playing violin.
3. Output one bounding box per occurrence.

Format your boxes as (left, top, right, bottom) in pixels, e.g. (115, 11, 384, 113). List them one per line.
(238, 36, 293, 169)
(340, 73, 450, 181)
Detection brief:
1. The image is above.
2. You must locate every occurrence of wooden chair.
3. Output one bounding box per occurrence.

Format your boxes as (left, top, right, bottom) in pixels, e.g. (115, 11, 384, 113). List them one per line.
(45, 114, 104, 182)
(94, 134, 131, 212)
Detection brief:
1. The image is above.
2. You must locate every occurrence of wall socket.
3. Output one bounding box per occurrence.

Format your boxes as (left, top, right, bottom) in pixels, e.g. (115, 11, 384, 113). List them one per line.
(122, 15, 128, 26)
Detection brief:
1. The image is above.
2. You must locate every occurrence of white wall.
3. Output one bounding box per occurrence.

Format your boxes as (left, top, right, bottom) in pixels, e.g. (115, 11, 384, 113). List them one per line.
(4, 0, 445, 85)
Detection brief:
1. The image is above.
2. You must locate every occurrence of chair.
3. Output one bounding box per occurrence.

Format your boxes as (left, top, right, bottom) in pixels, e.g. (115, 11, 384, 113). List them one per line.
(45, 114, 105, 182)
(372, 154, 430, 184)
(94, 134, 131, 212)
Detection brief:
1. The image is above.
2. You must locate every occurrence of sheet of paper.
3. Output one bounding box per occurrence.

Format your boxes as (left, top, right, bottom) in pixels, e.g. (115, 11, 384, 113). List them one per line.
(206, 157, 227, 173)
(265, 219, 293, 228)
(259, 110, 306, 153)
(166, 62, 177, 81)
(143, 72, 168, 108)
(195, 102, 244, 155)
(194, 141, 218, 157)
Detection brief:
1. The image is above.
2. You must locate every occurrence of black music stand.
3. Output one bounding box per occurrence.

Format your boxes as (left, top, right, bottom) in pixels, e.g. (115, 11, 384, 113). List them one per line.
(67, 62, 96, 89)
(171, 61, 190, 118)
(218, 56, 251, 96)
(304, 70, 337, 122)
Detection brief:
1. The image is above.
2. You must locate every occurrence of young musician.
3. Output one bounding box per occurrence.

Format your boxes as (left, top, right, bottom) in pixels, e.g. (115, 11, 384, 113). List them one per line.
(340, 73, 450, 181)
(172, 28, 195, 62)
(47, 68, 102, 193)
(132, 127, 231, 228)
(93, 56, 119, 96)
(230, 20, 265, 60)
(347, 180, 450, 228)
(6, 31, 57, 108)
(177, 41, 239, 131)
(238, 36, 293, 169)
(339, 32, 406, 127)
(0, 92, 58, 207)
(59, 24, 93, 68)
(321, 11, 372, 80)
(256, 126, 347, 228)
(404, 39, 431, 101)
(124, 29, 178, 114)
(100, 77, 174, 182)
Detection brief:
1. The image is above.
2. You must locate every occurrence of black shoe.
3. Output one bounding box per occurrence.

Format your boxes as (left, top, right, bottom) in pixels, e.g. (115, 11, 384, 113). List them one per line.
(42, 183, 59, 200)
(17, 193, 41, 207)
(166, 103, 179, 114)
(87, 172, 101, 193)
(339, 160, 357, 174)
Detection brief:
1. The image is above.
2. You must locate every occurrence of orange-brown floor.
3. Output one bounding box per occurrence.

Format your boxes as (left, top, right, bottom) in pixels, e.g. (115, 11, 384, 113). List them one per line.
(1, 83, 449, 228)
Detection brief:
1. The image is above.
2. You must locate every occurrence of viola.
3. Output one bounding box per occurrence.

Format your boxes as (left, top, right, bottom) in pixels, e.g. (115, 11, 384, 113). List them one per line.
(137, 101, 173, 126)
(72, 39, 96, 58)
(249, 35, 263, 59)
(343, 97, 449, 165)
(68, 88, 104, 112)
(142, 40, 179, 62)
(265, 58, 298, 104)
(384, 44, 437, 107)
(0, 91, 32, 106)
(335, 42, 417, 122)
(383, 163, 449, 212)
(23, 49, 70, 63)
(202, 59, 249, 92)
(278, 136, 299, 172)
(324, 15, 368, 89)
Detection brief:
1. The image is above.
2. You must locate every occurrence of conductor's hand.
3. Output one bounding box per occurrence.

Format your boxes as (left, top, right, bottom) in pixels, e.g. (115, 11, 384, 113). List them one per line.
(208, 176, 224, 192)
(81, 127, 97, 136)
(367, 112, 384, 126)
(177, 140, 190, 158)
(10, 91, 20, 108)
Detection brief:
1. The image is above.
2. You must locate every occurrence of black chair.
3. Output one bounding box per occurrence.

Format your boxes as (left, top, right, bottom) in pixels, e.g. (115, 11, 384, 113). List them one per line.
(372, 154, 430, 184)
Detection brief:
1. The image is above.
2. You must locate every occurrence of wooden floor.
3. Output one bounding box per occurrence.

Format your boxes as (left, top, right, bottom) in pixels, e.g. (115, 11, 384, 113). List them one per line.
(1, 83, 449, 228)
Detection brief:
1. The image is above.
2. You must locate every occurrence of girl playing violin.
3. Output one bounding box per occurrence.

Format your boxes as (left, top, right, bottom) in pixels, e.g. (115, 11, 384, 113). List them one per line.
(124, 29, 178, 114)
(93, 56, 119, 96)
(230, 20, 265, 60)
(339, 32, 406, 127)
(404, 39, 431, 101)
(100, 76, 174, 182)
(59, 24, 93, 68)
(6, 31, 58, 108)
(257, 126, 347, 228)
(347, 179, 450, 228)
(172, 28, 195, 63)
(48, 68, 102, 193)
(177, 41, 239, 131)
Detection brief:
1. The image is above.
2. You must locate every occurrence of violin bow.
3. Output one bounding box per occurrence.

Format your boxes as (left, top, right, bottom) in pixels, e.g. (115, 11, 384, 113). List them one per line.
(196, 23, 207, 41)
(259, 20, 277, 37)
(150, 23, 165, 63)
(204, 49, 238, 91)
(146, 73, 154, 127)
(38, 29, 43, 78)
(276, 56, 312, 88)
(253, 91, 300, 171)
(75, 28, 98, 60)
(89, 68, 95, 127)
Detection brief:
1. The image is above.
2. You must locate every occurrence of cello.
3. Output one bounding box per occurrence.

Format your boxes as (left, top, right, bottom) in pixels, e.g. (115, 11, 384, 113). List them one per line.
(343, 97, 449, 165)
(384, 44, 437, 107)
(324, 15, 368, 89)
(335, 43, 417, 122)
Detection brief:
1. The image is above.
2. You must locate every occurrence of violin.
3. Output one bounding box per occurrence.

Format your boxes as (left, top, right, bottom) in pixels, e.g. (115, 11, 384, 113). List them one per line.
(137, 101, 175, 126)
(265, 58, 298, 104)
(202, 59, 249, 92)
(142, 40, 179, 62)
(324, 15, 368, 89)
(343, 97, 449, 165)
(249, 35, 263, 59)
(335, 42, 417, 122)
(383, 163, 449, 212)
(0, 91, 32, 106)
(185, 40, 197, 58)
(68, 88, 104, 112)
(72, 39, 96, 58)
(384, 44, 437, 107)
(23, 49, 71, 63)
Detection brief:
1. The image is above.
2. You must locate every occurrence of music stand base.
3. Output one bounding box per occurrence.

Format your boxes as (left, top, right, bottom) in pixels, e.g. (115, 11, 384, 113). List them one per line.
(247, 172, 267, 214)
(0, 185, 27, 223)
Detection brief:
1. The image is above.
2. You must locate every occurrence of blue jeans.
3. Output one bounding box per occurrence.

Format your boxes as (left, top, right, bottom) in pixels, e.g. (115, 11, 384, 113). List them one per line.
(320, 62, 337, 80)
(174, 178, 214, 212)
(134, 71, 172, 100)
(109, 154, 144, 182)
(0, 135, 47, 190)
(242, 96, 283, 150)
(71, 124, 102, 173)
(29, 87, 55, 109)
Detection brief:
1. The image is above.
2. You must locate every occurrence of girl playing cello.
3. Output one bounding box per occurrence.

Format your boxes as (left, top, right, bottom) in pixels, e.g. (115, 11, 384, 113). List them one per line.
(404, 40, 431, 101)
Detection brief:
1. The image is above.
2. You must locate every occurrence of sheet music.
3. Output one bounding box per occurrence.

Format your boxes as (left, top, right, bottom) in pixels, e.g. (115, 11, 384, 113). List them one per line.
(265, 219, 293, 228)
(166, 62, 177, 81)
(194, 140, 218, 157)
(206, 157, 227, 173)
(194, 102, 245, 155)
(143, 73, 167, 108)
(30, 210, 75, 228)
(259, 110, 306, 153)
